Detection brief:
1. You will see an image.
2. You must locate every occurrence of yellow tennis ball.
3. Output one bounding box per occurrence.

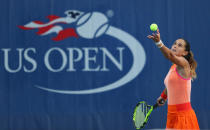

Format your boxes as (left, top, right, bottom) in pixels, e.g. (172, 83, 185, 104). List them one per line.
(150, 23, 158, 31)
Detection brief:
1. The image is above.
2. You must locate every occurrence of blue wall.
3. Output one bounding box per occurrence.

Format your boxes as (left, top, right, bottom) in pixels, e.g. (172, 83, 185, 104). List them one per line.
(0, 0, 209, 129)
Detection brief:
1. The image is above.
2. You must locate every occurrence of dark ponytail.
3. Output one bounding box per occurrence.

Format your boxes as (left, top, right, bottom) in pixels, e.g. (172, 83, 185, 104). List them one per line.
(182, 39, 197, 80)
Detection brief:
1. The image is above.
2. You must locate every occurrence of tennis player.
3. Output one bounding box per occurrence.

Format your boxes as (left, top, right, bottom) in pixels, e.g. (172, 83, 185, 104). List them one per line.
(147, 29, 200, 129)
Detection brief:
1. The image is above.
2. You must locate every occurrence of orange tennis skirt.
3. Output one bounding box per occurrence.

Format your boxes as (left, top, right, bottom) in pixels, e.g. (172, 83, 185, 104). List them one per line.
(166, 102, 200, 129)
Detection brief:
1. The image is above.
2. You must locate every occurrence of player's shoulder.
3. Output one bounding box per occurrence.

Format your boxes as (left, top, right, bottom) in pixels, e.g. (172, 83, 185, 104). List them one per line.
(175, 57, 191, 71)
(175, 56, 190, 68)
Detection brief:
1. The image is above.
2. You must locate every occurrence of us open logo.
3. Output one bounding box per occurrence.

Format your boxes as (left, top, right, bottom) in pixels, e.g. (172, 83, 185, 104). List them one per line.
(10, 10, 146, 94)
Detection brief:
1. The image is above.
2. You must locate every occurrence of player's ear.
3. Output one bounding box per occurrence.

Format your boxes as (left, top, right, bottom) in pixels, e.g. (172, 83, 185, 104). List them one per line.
(183, 50, 188, 56)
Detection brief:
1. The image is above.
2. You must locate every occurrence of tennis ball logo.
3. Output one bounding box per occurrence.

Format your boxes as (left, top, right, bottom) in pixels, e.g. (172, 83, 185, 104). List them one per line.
(76, 12, 109, 39)
(28, 10, 146, 95)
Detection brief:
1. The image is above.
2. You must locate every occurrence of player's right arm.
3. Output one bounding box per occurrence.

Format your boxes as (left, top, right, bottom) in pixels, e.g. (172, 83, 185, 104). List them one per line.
(147, 29, 189, 68)
(157, 88, 167, 106)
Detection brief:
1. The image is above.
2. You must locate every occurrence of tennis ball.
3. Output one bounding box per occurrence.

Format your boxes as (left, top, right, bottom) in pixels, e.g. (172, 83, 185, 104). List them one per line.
(150, 23, 158, 31)
(76, 12, 109, 39)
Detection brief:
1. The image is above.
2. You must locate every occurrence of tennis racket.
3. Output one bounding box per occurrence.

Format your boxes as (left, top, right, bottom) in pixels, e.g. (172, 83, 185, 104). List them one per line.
(133, 99, 164, 129)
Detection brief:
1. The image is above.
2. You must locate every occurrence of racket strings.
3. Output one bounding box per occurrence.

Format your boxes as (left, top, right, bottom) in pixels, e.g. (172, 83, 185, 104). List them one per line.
(141, 103, 148, 117)
(134, 103, 148, 129)
(133, 102, 154, 129)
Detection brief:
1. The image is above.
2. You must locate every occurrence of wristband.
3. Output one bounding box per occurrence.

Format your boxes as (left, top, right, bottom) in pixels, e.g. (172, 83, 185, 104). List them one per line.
(155, 40, 162, 46)
(155, 40, 164, 48)
(160, 91, 167, 100)
(158, 43, 164, 48)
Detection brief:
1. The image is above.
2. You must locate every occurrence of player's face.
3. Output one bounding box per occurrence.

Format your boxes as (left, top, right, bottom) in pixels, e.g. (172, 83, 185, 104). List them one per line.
(171, 39, 188, 57)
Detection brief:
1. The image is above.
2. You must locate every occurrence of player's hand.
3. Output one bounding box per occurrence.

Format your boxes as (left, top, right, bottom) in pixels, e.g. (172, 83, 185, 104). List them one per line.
(147, 28, 161, 43)
(156, 96, 166, 106)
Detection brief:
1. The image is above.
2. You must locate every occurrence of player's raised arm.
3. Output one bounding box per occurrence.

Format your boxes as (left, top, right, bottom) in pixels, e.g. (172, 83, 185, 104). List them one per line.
(147, 28, 188, 68)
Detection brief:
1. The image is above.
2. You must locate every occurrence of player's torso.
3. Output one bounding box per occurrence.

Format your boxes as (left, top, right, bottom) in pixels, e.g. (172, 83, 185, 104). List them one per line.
(164, 65, 191, 105)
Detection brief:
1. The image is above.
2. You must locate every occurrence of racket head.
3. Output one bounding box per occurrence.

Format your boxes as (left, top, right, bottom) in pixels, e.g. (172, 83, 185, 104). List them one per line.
(133, 101, 153, 129)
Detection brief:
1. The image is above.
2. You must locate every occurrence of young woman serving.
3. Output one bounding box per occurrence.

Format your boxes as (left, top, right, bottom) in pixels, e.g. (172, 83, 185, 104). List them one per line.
(148, 29, 199, 129)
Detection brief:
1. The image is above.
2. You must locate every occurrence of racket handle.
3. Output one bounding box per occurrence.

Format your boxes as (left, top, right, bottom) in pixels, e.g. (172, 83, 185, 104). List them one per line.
(153, 103, 159, 109)
(153, 99, 165, 109)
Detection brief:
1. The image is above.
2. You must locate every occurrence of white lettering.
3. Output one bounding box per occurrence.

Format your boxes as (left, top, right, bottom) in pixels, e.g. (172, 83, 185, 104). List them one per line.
(67, 48, 83, 71)
(100, 47, 124, 71)
(82, 48, 100, 71)
(23, 48, 37, 72)
(44, 47, 67, 72)
(2, 48, 23, 73)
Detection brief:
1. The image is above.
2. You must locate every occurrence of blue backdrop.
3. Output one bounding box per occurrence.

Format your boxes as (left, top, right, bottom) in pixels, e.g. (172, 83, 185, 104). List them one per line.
(0, 0, 209, 129)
